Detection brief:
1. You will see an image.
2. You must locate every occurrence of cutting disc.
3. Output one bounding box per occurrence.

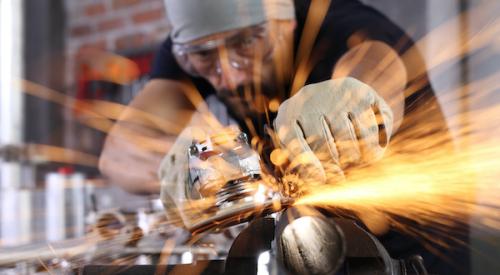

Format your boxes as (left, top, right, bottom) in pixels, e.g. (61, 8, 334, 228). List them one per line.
(188, 196, 293, 235)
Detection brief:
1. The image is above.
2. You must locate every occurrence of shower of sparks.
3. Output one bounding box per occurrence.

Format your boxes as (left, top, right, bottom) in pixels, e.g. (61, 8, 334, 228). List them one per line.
(287, 70, 500, 248)
(295, 136, 500, 231)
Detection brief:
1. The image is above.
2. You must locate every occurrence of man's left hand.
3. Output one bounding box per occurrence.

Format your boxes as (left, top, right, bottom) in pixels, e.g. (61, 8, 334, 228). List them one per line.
(274, 77, 394, 186)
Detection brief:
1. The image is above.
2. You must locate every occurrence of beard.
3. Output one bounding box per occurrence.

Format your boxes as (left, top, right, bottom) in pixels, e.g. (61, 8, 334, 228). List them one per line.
(215, 81, 276, 122)
(214, 64, 286, 123)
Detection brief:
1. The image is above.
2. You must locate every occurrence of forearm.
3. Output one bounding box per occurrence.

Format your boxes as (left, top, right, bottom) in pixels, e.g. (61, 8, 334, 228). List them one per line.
(99, 133, 165, 194)
(99, 79, 195, 194)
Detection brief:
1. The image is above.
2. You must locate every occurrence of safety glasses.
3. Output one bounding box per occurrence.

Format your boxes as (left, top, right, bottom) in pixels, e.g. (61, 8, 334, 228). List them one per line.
(172, 23, 273, 77)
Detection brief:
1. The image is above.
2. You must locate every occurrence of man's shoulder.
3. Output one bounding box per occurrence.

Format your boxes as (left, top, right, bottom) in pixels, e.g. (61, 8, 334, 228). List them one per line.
(297, 0, 411, 86)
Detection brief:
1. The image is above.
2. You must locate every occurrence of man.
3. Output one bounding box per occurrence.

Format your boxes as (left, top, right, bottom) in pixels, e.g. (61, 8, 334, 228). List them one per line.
(99, 0, 407, 194)
(99, 0, 469, 273)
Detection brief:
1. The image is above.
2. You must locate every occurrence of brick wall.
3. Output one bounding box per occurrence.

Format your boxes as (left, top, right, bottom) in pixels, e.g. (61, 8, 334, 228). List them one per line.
(64, 0, 171, 87)
(65, 0, 170, 54)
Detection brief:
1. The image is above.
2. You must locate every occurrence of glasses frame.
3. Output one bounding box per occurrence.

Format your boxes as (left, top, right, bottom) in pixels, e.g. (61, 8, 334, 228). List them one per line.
(171, 23, 274, 77)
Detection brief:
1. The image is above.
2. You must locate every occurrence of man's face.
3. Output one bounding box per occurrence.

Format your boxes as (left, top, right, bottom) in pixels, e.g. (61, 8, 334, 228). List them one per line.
(173, 21, 295, 119)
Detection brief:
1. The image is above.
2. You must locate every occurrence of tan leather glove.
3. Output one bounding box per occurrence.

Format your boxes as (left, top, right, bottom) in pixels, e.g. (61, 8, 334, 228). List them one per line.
(274, 77, 394, 188)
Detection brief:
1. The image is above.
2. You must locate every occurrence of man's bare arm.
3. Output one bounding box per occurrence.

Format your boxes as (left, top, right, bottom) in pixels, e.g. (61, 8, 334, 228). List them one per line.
(99, 79, 195, 194)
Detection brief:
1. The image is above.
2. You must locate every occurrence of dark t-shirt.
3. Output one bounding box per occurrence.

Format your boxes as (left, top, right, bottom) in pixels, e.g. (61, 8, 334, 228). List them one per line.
(150, 0, 469, 273)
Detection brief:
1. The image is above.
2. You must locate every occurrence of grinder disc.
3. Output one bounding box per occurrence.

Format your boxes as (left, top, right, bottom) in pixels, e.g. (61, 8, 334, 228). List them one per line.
(188, 196, 293, 235)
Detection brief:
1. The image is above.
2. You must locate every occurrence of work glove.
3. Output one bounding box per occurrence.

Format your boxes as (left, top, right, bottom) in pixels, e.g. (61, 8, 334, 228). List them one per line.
(274, 77, 394, 189)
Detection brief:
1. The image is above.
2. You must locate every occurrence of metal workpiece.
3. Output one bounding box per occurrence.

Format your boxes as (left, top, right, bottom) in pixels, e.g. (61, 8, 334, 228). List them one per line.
(273, 207, 429, 275)
(275, 206, 346, 275)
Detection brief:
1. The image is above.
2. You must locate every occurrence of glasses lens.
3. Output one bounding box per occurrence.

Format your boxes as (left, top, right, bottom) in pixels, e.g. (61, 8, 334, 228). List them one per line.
(173, 24, 272, 77)
(186, 50, 219, 75)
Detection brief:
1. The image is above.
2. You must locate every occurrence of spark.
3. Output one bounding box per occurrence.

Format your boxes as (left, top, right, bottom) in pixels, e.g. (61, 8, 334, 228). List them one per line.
(27, 144, 99, 167)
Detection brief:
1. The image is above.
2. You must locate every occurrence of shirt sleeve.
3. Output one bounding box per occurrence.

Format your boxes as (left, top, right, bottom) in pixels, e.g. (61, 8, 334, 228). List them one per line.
(318, 0, 446, 121)
(329, 0, 413, 55)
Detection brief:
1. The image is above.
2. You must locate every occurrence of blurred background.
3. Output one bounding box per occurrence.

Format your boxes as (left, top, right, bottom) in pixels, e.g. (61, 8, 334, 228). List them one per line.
(0, 0, 498, 274)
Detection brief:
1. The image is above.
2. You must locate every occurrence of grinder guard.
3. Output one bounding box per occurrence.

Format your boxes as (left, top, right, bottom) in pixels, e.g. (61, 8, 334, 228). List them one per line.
(185, 130, 290, 234)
